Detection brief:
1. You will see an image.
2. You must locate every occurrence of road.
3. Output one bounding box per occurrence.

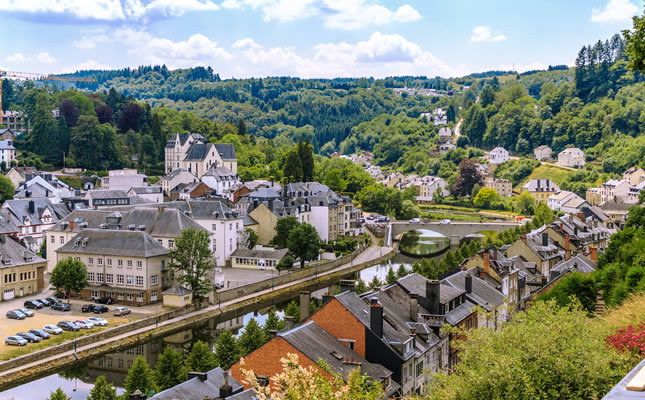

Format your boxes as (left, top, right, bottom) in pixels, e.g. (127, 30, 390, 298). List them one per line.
(0, 242, 393, 385)
(454, 118, 462, 140)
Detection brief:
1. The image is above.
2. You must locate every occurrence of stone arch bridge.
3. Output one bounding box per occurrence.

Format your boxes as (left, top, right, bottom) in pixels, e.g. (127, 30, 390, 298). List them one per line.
(386, 221, 522, 247)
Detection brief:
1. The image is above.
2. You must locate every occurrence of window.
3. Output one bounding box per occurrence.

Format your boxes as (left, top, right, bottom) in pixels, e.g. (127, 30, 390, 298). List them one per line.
(211, 224, 216, 231)
(88, 272, 95, 282)
(229, 238, 232, 251)
(107, 259, 112, 266)
(60, 236, 64, 244)
(212, 239, 216, 252)
(98, 258, 103, 265)
(117, 259, 123, 267)
(106, 274, 113, 284)
(137, 293, 144, 302)
(97, 273, 104, 283)
(126, 275, 134, 285)
(416, 361, 424, 377)
(151, 290, 158, 301)
(136, 345, 144, 355)
(136, 276, 144, 286)
(50, 235, 55, 243)
(168, 240, 174, 249)
(106, 358, 112, 367)
(90, 290, 99, 297)
(127, 361, 132, 369)
(229, 223, 232, 231)
(88, 257, 94, 265)
(157, 239, 162, 245)
(118, 359, 124, 368)
(127, 260, 132, 267)
(150, 275, 158, 286)
(117, 274, 124, 285)
(136, 261, 142, 268)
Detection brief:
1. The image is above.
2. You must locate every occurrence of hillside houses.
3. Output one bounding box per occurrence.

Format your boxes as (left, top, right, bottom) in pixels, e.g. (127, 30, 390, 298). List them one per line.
(533, 145, 552, 161)
(557, 147, 585, 168)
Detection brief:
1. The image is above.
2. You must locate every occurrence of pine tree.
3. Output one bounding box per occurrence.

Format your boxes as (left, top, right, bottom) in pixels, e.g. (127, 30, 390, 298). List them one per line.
(215, 331, 241, 370)
(368, 276, 382, 290)
(123, 356, 156, 398)
(239, 318, 268, 356)
(385, 267, 397, 284)
(47, 388, 70, 400)
(396, 264, 408, 279)
(237, 119, 247, 136)
(354, 279, 368, 294)
(263, 309, 285, 336)
(298, 137, 315, 182)
(153, 346, 187, 390)
(185, 340, 217, 373)
(87, 375, 117, 400)
(285, 300, 300, 320)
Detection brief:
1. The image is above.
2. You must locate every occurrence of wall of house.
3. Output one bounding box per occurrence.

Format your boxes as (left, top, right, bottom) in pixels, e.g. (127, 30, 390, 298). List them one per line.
(0, 263, 45, 301)
(193, 217, 242, 267)
(308, 298, 367, 358)
(248, 206, 279, 245)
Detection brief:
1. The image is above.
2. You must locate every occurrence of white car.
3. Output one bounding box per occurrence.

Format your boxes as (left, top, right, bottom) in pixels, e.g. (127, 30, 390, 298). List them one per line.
(409, 217, 420, 223)
(87, 317, 108, 327)
(75, 320, 94, 329)
(43, 324, 63, 335)
(114, 307, 131, 316)
(439, 219, 451, 225)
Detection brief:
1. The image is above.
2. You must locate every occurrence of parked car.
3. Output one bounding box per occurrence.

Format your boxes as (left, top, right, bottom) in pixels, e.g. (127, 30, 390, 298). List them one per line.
(74, 320, 94, 329)
(43, 325, 63, 335)
(87, 317, 108, 326)
(57, 321, 79, 331)
(92, 305, 109, 314)
(54, 291, 68, 299)
(16, 332, 41, 343)
(38, 298, 52, 306)
(52, 303, 71, 312)
(81, 304, 95, 313)
(5, 336, 27, 346)
(18, 308, 34, 317)
(29, 329, 50, 339)
(409, 217, 420, 223)
(95, 297, 115, 305)
(46, 297, 61, 305)
(439, 219, 451, 225)
(24, 300, 43, 310)
(113, 307, 131, 316)
(6, 310, 26, 320)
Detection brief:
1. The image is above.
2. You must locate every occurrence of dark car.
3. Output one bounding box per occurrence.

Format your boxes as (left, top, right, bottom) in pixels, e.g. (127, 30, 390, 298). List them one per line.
(52, 303, 71, 312)
(92, 305, 109, 314)
(17, 308, 34, 317)
(95, 297, 114, 305)
(29, 329, 50, 339)
(24, 300, 43, 310)
(38, 298, 52, 306)
(46, 297, 61, 305)
(6, 310, 25, 320)
(54, 291, 69, 299)
(81, 304, 95, 313)
(16, 332, 41, 343)
(57, 321, 79, 331)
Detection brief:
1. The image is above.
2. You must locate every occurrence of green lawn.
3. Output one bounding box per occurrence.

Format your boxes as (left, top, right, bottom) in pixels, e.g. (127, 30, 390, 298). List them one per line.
(513, 164, 602, 192)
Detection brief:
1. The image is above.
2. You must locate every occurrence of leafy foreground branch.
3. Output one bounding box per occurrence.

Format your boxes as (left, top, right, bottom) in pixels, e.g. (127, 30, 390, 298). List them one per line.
(424, 300, 633, 400)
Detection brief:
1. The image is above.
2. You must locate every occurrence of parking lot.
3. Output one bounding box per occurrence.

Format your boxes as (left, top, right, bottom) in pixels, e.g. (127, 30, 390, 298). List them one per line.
(0, 296, 142, 360)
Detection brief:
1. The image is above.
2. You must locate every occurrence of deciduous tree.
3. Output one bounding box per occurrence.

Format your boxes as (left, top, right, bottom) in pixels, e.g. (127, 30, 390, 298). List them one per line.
(271, 217, 299, 249)
(169, 229, 215, 300)
(50, 258, 88, 303)
(123, 356, 156, 399)
(239, 318, 268, 356)
(287, 223, 320, 268)
(185, 340, 218, 373)
(153, 346, 187, 390)
(215, 331, 241, 370)
(87, 375, 117, 400)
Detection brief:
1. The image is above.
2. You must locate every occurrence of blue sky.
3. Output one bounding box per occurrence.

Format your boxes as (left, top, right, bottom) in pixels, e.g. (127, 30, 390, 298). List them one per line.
(0, 0, 641, 79)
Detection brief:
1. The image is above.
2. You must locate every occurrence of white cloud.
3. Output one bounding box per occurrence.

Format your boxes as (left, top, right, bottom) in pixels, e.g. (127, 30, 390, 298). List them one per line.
(59, 59, 113, 73)
(470, 26, 506, 42)
(232, 38, 262, 49)
(225, 0, 422, 30)
(5, 53, 30, 63)
(35, 52, 56, 64)
(591, 0, 638, 23)
(73, 34, 109, 49)
(0, 0, 219, 22)
(114, 28, 231, 68)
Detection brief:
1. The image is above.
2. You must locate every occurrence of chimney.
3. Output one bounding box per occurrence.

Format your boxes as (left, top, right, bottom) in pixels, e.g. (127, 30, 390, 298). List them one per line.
(322, 293, 333, 305)
(369, 297, 383, 338)
(590, 247, 598, 261)
(299, 291, 310, 322)
(465, 274, 472, 294)
(409, 294, 418, 322)
(537, 180, 540, 189)
(188, 372, 208, 382)
(28, 200, 35, 214)
(284, 316, 295, 330)
(565, 234, 570, 260)
(268, 198, 274, 211)
(574, 227, 578, 236)
(340, 280, 356, 293)
(482, 251, 490, 278)
(425, 280, 442, 315)
(521, 234, 527, 244)
(219, 371, 233, 399)
(542, 232, 548, 247)
(69, 220, 74, 231)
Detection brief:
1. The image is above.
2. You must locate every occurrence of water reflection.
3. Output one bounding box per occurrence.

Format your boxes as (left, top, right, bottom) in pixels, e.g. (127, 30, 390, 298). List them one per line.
(399, 229, 450, 257)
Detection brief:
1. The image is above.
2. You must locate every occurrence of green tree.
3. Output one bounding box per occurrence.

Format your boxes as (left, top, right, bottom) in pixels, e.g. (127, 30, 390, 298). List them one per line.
(354, 279, 368, 294)
(0, 175, 14, 201)
(285, 300, 300, 320)
(462, 103, 487, 147)
(480, 86, 496, 108)
(516, 191, 536, 214)
(169, 229, 215, 300)
(123, 356, 156, 399)
(271, 216, 299, 249)
(396, 264, 408, 279)
(47, 388, 70, 400)
(368, 276, 382, 290)
(385, 267, 397, 284)
(245, 228, 259, 249)
(87, 375, 117, 400)
(298, 137, 315, 182)
(538, 273, 597, 314)
(450, 159, 483, 197)
(447, 103, 457, 122)
(215, 331, 241, 370)
(473, 187, 500, 209)
(237, 119, 247, 136)
(263, 309, 285, 336)
(185, 340, 218, 372)
(281, 148, 303, 183)
(50, 258, 88, 303)
(276, 254, 295, 271)
(153, 346, 187, 390)
(323, 169, 347, 192)
(287, 223, 321, 268)
(624, 11, 645, 71)
(239, 318, 268, 355)
(427, 301, 631, 400)
(399, 199, 420, 220)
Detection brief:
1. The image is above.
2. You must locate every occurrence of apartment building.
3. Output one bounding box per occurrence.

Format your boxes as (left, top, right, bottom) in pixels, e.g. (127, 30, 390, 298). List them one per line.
(165, 133, 237, 177)
(101, 169, 148, 191)
(521, 179, 560, 203)
(623, 167, 645, 186)
(56, 229, 169, 305)
(504, 232, 565, 278)
(2, 198, 72, 252)
(160, 168, 197, 196)
(489, 147, 509, 164)
(557, 148, 585, 168)
(600, 179, 633, 204)
(484, 177, 512, 197)
(533, 145, 552, 161)
(0, 236, 47, 301)
(0, 140, 15, 165)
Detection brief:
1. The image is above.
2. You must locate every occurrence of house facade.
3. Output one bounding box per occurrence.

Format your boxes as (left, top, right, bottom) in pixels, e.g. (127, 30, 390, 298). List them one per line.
(484, 178, 512, 197)
(101, 169, 148, 191)
(0, 140, 16, 165)
(200, 166, 240, 196)
(0, 236, 47, 302)
(2, 198, 69, 251)
(230, 247, 288, 269)
(600, 179, 632, 204)
(165, 133, 237, 177)
(533, 145, 552, 161)
(160, 168, 197, 196)
(623, 167, 645, 186)
(521, 179, 560, 203)
(489, 147, 509, 164)
(557, 148, 585, 168)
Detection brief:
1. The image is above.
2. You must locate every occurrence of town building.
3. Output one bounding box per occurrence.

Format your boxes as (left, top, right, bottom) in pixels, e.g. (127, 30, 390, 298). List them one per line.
(415, 176, 449, 203)
(165, 133, 237, 177)
(308, 191, 354, 242)
(151, 367, 245, 400)
(586, 187, 602, 206)
(0, 140, 16, 165)
(600, 179, 633, 204)
(504, 232, 565, 278)
(547, 190, 580, 211)
(100, 169, 148, 192)
(245, 199, 310, 245)
(127, 186, 163, 203)
(160, 168, 197, 196)
(364, 164, 384, 180)
(557, 148, 585, 168)
(441, 270, 507, 327)
(489, 147, 509, 164)
(171, 182, 213, 200)
(231, 320, 399, 398)
(438, 127, 452, 143)
(542, 213, 611, 260)
(628, 181, 645, 204)
(0, 128, 16, 143)
(230, 247, 289, 269)
(13, 173, 75, 203)
(1, 111, 28, 133)
(521, 179, 560, 203)
(560, 196, 590, 214)
(484, 178, 512, 197)
(201, 166, 240, 196)
(4, 166, 38, 188)
(2, 198, 72, 252)
(533, 145, 552, 161)
(0, 236, 47, 301)
(623, 167, 645, 186)
(439, 143, 456, 154)
(600, 199, 632, 224)
(56, 229, 170, 305)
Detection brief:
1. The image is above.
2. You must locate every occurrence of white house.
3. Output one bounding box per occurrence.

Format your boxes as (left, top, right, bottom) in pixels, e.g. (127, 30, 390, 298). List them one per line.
(438, 127, 452, 143)
(201, 166, 240, 196)
(489, 147, 509, 164)
(13, 174, 75, 204)
(127, 186, 163, 203)
(533, 145, 552, 161)
(415, 176, 448, 203)
(160, 168, 197, 196)
(547, 190, 580, 211)
(0, 140, 16, 165)
(364, 164, 383, 180)
(2, 198, 70, 251)
(165, 133, 237, 177)
(101, 169, 148, 192)
(623, 167, 645, 186)
(557, 148, 585, 168)
(600, 179, 633, 204)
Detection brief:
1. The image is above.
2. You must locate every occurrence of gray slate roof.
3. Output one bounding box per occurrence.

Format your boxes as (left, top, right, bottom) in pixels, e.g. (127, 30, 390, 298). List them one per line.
(149, 367, 243, 400)
(522, 179, 560, 192)
(183, 143, 213, 161)
(163, 285, 192, 296)
(397, 273, 464, 303)
(214, 143, 236, 160)
(551, 254, 597, 275)
(247, 188, 280, 200)
(86, 189, 129, 199)
(57, 229, 169, 258)
(0, 236, 45, 269)
(3, 198, 66, 225)
(128, 186, 162, 195)
(0, 140, 15, 150)
(203, 166, 237, 180)
(442, 271, 505, 311)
